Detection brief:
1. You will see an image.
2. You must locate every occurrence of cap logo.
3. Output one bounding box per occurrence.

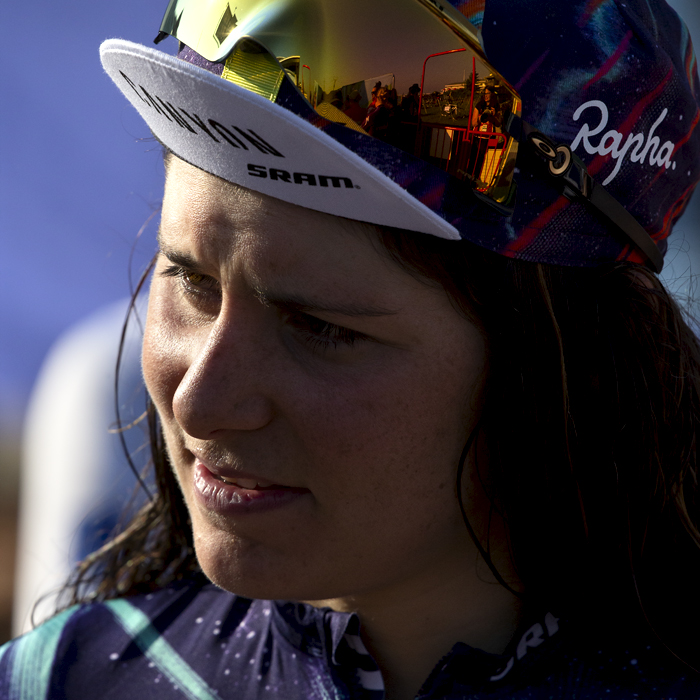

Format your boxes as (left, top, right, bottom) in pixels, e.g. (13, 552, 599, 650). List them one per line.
(571, 99, 677, 186)
(247, 163, 356, 188)
(118, 70, 286, 158)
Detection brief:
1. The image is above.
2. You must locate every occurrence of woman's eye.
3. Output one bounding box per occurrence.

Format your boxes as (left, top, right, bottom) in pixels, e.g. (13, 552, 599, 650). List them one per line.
(160, 264, 221, 298)
(286, 312, 368, 351)
(159, 262, 368, 350)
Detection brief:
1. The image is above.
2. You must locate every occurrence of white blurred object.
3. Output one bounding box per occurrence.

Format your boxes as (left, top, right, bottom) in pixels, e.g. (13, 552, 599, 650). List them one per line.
(13, 298, 146, 636)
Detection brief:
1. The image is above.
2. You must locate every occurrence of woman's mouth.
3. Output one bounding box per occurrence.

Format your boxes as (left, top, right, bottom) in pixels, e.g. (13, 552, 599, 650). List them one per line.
(192, 463, 310, 515)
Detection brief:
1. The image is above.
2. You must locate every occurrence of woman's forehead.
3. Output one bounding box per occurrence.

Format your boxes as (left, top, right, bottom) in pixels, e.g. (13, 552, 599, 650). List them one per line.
(160, 157, 441, 309)
(163, 155, 370, 232)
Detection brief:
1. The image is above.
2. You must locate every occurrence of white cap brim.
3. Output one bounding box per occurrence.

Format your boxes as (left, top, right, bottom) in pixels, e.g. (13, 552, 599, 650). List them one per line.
(100, 39, 460, 240)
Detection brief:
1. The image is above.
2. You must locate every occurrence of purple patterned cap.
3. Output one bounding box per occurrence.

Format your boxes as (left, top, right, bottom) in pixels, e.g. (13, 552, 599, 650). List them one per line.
(102, 0, 700, 268)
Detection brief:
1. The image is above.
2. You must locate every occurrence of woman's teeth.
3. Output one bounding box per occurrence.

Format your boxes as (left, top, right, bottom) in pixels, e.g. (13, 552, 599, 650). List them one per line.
(217, 476, 267, 490)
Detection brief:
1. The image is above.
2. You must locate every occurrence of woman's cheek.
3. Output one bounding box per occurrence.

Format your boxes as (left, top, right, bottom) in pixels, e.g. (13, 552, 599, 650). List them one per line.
(142, 282, 192, 419)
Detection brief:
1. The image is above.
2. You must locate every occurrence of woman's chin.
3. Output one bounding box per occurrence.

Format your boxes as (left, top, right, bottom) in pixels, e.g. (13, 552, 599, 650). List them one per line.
(192, 530, 321, 601)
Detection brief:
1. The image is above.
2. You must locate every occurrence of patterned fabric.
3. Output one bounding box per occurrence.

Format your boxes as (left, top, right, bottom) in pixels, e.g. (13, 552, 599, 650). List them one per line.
(447, 0, 486, 28)
(1, 581, 697, 699)
(480, 0, 700, 266)
(176, 0, 700, 268)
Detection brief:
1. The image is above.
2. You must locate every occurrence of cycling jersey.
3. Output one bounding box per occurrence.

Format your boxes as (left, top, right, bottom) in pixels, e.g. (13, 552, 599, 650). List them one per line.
(1, 579, 696, 699)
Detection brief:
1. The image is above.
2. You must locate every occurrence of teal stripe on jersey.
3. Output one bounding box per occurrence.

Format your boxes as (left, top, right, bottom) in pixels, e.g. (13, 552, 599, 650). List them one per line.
(7, 606, 80, 700)
(0, 641, 9, 667)
(104, 599, 222, 700)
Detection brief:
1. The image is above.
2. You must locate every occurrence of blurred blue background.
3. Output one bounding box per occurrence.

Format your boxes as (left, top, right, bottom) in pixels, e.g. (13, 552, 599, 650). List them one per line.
(1, 1, 167, 435)
(0, 0, 170, 642)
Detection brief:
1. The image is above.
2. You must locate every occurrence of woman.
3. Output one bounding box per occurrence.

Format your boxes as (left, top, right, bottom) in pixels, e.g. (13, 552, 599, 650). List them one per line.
(471, 87, 501, 129)
(469, 86, 502, 185)
(2, 0, 700, 698)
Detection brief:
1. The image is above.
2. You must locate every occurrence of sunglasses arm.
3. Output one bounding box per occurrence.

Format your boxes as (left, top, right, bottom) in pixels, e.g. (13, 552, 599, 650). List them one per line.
(505, 114, 663, 273)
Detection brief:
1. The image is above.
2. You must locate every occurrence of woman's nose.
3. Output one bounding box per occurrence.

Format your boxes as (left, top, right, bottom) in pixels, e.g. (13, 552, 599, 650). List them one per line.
(171, 310, 275, 440)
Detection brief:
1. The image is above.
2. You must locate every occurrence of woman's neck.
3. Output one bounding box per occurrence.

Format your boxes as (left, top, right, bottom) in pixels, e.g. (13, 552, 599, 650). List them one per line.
(309, 545, 522, 700)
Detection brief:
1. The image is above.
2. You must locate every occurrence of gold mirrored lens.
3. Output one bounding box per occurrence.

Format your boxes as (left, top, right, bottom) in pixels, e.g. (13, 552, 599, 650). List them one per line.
(159, 0, 521, 204)
(222, 40, 286, 101)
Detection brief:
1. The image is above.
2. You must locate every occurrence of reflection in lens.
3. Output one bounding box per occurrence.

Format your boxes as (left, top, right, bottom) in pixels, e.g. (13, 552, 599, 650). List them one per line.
(157, 0, 522, 206)
(214, 5, 239, 46)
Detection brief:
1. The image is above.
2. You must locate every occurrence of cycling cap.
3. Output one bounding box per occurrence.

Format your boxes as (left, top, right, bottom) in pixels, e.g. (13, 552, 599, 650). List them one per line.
(100, 0, 700, 271)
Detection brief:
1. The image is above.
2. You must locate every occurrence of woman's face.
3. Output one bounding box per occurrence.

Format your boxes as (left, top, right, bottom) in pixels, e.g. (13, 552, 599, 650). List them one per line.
(144, 157, 488, 602)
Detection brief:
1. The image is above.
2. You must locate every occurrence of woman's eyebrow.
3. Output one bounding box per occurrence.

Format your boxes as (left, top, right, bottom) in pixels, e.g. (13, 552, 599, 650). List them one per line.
(158, 242, 204, 272)
(254, 289, 398, 318)
(157, 237, 398, 318)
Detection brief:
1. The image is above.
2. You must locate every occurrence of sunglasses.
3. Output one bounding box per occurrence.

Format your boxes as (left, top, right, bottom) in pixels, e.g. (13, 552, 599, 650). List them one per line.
(155, 0, 521, 205)
(154, 0, 662, 272)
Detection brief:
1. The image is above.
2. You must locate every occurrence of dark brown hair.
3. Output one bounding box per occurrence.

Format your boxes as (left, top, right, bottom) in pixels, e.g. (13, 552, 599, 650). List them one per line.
(60, 228, 700, 663)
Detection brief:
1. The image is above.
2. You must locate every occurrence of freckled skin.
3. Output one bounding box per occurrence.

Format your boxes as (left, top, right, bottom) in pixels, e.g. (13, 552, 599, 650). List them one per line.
(143, 155, 501, 614)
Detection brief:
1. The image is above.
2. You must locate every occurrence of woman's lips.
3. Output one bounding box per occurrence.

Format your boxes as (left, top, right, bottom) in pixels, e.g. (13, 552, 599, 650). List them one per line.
(192, 463, 310, 515)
